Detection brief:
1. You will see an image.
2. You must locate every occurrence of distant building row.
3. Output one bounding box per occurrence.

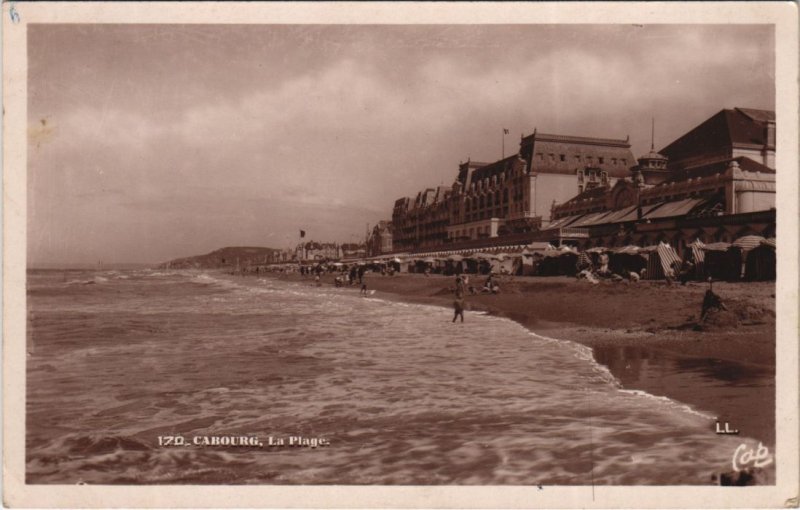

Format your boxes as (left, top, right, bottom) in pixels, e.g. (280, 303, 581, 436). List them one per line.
(294, 241, 367, 261)
(367, 107, 776, 255)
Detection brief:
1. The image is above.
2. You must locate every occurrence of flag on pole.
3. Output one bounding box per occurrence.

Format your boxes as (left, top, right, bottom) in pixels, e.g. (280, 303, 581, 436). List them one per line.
(300, 230, 306, 238)
(503, 128, 509, 134)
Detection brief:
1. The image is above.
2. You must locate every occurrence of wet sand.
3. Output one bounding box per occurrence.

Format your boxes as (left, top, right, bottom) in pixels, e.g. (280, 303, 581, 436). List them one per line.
(269, 271, 776, 448)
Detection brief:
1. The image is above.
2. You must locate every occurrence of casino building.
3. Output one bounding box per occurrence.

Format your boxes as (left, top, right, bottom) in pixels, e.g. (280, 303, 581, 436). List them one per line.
(548, 108, 776, 251)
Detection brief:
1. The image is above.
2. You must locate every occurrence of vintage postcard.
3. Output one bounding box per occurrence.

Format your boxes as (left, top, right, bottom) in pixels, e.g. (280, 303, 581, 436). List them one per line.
(3, 2, 798, 508)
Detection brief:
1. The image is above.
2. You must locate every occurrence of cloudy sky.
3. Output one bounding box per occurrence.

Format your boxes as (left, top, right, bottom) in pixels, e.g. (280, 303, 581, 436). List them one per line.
(27, 24, 774, 265)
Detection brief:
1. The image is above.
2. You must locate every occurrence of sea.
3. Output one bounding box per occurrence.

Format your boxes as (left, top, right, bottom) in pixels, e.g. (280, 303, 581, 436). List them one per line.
(25, 268, 772, 485)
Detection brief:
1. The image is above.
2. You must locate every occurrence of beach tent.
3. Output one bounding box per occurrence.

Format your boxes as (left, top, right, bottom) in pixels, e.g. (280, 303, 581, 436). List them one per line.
(642, 242, 682, 280)
(686, 240, 706, 280)
(528, 242, 555, 252)
(744, 239, 776, 281)
(490, 253, 516, 274)
(727, 235, 765, 280)
(577, 251, 592, 269)
(459, 254, 481, 274)
(535, 248, 579, 276)
(517, 249, 535, 276)
(609, 246, 647, 276)
(700, 242, 739, 281)
(584, 246, 611, 269)
(443, 254, 465, 275)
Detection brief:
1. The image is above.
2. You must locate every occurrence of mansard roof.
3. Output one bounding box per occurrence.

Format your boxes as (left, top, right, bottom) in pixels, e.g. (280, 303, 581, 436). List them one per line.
(522, 131, 634, 178)
(456, 160, 491, 185)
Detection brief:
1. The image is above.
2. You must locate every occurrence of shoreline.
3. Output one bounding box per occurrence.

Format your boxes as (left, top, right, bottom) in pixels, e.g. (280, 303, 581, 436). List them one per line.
(259, 270, 775, 448)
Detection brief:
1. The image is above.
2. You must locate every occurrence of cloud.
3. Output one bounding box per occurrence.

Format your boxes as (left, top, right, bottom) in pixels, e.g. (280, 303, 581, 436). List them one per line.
(27, 24, 774, 264)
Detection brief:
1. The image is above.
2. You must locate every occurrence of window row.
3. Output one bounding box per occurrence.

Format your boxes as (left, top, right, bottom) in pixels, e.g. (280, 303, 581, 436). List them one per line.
(534, 153, 628, 166)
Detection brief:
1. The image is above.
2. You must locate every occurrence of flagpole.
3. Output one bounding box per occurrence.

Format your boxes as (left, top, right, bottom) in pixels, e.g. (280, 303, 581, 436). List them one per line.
(502, 129, 505, 160)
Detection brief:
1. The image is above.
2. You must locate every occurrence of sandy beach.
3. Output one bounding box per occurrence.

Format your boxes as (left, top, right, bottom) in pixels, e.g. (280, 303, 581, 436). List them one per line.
(268, 270, 776, 447)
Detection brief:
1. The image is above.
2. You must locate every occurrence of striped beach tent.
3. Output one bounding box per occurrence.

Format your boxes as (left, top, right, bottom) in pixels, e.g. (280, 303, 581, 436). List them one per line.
(688, 239, 706, 279)
(644, 242, 682, 280)
(745, 238, 776, 281)
(732, 235, 766, 253)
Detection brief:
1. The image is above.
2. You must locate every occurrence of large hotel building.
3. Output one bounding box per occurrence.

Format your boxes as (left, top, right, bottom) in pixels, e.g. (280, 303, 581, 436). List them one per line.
(374, 108, 775, 255)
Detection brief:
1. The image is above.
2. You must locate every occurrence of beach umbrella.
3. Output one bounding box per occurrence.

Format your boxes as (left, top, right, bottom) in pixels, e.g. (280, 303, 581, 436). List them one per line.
(761, 237, 776, 250)
(474, 252, 496, 260)
(447, 254, 463, 262)
(422, 257, 435, 264)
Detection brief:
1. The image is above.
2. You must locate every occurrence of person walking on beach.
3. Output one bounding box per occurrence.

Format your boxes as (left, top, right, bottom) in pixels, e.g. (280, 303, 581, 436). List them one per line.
(453, 297, 465, 323)
(453, 275, 465, 323)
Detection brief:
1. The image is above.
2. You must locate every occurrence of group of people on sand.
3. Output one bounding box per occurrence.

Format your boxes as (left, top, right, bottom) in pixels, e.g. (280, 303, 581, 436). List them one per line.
(576, 253, 644, 284)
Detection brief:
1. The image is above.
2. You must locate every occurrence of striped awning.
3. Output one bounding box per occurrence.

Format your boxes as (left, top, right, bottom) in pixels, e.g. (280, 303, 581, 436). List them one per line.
(592, 205, 638, 224)
(546, 214, 585, 230)
(643, 197, 707, 220)
(570, 210, 617, 228)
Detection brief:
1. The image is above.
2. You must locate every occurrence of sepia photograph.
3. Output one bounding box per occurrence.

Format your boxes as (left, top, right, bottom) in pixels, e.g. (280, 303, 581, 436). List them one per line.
(3, 2, 799, 508)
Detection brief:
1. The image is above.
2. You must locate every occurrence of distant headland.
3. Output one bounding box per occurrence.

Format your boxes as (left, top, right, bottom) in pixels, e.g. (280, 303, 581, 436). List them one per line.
(158, 246, 281, 269)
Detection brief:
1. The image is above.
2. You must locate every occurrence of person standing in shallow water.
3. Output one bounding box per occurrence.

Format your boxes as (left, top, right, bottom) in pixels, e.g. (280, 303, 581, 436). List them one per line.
(453, 275, 465, 323)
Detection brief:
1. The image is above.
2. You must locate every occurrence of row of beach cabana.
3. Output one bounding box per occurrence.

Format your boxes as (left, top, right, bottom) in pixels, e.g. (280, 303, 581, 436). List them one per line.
(358, 234, 776, 281)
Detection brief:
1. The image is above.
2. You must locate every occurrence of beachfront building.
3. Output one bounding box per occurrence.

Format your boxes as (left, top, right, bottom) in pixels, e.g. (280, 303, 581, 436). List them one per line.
(447, 131, 635, 242)
(548, 107, 776, 251)
(366, 221, 393, 257)
(390, 130, 635, 249)
(392, 186, 451, 251)
(268, 249, 295, 263)
(296, 241, 343, 261)
(341, 243, 367, 259)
